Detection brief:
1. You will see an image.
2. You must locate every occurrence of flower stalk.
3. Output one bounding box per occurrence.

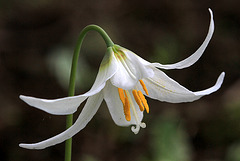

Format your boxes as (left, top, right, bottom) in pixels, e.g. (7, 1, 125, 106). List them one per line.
(65, 25, 114, 161)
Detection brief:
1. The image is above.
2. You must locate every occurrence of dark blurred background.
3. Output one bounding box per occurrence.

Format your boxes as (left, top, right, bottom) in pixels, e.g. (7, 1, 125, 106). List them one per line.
(0, 0, 239, 161)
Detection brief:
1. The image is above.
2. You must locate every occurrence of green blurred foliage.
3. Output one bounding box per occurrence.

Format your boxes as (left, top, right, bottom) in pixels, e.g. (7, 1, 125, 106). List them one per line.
(150, 111, 192, 161)
(47, 47, 96, 92)
(79, 154, 99, 161)
(150, 35, 179, 65)
(226, 142, 240, 161)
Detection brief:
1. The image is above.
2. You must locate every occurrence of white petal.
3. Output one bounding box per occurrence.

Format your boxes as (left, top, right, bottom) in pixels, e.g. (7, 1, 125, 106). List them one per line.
(152, 9, 214, 69)
(194, 72, 225, 95)
(87, 47, 118, 95)
(19, 92, 103, 149)
(103, 81, 143, 126)
(110, 45, 154, 90)
(124, 48, 154, 78)
(141, 67, 224, 103)
(20, 95, 88, 115)
(20, 47, 117, 115)
(110, 57, 137, 90)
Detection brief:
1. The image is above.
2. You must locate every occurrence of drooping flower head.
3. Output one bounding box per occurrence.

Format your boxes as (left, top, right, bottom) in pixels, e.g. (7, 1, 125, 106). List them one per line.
(19, 9, 225, 149)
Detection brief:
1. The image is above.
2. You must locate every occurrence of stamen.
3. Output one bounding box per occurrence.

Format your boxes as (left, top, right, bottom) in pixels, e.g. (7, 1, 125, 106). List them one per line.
(118, 88, 125, 105)
(132, 90, 144, 111)
(139, 80, 149, 95)
(137, 91, 149, 113)
(123, 91, 131, 121)
(125, 91, 146, 134)
(118, 88, 148, 130)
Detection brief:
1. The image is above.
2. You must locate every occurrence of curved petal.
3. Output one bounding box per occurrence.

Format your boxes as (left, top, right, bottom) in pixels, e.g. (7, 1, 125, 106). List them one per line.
(87, 47, 118, 95)
(194, 72, 225, 95)
(20, 47, 117, 115)
(19, 95, 88, 115)
(110, 57, 138, 90)
(123, 47, 154, 79)
(140, 67, 224, 103)
(110, 45, 154, 90)
(103, 81, 143, 126)
(152, 8, 214, 69)
(19, 92, 103, 149)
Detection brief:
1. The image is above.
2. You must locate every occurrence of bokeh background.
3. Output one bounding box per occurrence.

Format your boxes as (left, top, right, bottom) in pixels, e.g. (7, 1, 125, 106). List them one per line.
(0, 0, 239, 160)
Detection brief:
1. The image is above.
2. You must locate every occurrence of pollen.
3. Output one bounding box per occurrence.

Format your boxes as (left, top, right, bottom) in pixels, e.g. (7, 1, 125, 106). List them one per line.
(137, 90, 149, 113)
(118, 84, 149, 122)
(124, 91, 131, 121)
(118, 88, 131, 121)
(118, 88, 125, 105)
(139, 80, 149, 95)
(132, 90, 144, 111)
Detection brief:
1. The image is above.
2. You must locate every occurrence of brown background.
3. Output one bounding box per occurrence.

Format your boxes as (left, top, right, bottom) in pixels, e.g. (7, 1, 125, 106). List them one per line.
(0, 0, 239, 160)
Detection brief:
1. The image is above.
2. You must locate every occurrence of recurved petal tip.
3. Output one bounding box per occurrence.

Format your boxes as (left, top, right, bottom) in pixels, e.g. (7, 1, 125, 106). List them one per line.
(19, 143, 37, 150)
(152, 8, 215, 70)
(194, 72, 225, 96)
(208, 8, 213, 15)
(19, 95, 27, 101)
(216, 72, 225, 87)
(19, 143, 29, 149)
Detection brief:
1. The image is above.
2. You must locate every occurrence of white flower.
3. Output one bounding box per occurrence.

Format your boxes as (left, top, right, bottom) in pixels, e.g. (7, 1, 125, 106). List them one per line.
(19, 9, 225, 149)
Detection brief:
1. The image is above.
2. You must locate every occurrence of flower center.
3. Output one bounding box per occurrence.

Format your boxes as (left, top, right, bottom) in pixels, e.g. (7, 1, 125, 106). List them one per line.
(113, 46, 137, 80)
(117, 80, 149, 134)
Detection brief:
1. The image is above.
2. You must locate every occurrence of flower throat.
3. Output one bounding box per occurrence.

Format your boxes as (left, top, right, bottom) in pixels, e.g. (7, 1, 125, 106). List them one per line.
(117, 80, 149, 122)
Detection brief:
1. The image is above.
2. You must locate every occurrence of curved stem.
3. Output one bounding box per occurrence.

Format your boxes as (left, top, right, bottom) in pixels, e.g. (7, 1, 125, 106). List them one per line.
(65, 25, 114, 161)
(68, 25, 114, 97)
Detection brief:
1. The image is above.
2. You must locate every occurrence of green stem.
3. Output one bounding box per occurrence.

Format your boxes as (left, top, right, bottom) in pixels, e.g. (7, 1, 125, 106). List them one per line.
(64, 25, 114, 161)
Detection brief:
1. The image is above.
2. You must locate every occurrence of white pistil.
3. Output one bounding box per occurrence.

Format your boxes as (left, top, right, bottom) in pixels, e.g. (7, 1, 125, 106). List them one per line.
(125, 91, 146, 134)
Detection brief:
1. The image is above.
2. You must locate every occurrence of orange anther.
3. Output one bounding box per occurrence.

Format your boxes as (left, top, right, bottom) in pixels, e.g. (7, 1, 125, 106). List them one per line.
(124, 91, 131, 121)
(132, 90, 144, 111)
(118, 88, 125, 105)
(137, 90, 149, 113)
(139, 80, 149, 95)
